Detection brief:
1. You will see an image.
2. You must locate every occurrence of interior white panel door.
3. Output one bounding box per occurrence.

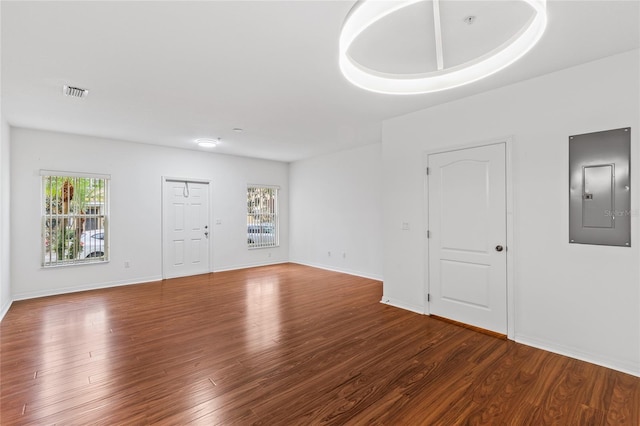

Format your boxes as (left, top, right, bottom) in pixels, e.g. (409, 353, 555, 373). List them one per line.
(428, 143, 507, 334)
(163, 180, 210, 279)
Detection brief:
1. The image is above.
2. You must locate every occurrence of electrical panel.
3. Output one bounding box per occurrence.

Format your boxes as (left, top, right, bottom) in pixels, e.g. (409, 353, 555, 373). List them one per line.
(569, 128, 631, 247)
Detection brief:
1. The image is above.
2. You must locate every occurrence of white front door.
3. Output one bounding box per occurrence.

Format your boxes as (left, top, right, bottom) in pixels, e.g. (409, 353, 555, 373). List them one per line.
(427, 143, 507, 334)
(162, 179, 210, 279)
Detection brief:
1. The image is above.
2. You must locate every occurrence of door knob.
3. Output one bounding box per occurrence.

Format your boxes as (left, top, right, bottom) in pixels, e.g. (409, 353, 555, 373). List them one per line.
(495, 245, 504, 252)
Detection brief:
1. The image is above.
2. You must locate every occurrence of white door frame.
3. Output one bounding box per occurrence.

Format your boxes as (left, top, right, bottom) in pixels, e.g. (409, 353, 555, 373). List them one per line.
(423, 137, 516, 339)
(161, 176, 213, 279)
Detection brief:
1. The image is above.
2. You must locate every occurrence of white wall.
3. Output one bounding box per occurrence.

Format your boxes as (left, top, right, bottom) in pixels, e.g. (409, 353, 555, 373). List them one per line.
(0, 0, 12, 318)
(289, 143, 383, 280)
(10, 128, 289, 299)
(382, 49, 640, 376)
(0, 118, 11, 319)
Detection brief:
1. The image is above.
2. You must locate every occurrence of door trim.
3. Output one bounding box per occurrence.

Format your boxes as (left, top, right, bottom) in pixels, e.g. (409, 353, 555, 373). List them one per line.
(161, 176, 213, 279)
(423, 137, 515, 340)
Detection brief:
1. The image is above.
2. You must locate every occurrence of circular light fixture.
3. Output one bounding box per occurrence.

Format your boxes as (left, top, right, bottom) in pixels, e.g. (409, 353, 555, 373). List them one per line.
(339, 0, 547, 95)
(196, 138, 219, 148)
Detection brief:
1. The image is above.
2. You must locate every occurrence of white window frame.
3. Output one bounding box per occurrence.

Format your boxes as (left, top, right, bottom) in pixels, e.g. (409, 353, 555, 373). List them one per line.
(247, 185, 279, 249)
(41, 170, 110, 267)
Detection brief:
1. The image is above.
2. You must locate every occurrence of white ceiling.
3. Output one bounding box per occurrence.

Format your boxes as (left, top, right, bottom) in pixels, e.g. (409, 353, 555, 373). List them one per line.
(2, 1, 639, 162)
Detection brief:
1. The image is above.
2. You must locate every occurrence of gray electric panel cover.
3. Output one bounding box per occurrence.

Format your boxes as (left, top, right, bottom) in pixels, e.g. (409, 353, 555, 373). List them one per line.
(569, 128, 630, 246)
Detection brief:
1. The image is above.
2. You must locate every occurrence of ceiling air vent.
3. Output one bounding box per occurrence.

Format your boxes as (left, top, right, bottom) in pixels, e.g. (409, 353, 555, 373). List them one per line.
(63, 85, 89, 99)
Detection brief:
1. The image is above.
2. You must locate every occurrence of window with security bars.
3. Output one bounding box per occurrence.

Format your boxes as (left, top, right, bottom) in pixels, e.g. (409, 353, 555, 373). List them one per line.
(247, 185, 279, 249)
(41, 171, 110, 267)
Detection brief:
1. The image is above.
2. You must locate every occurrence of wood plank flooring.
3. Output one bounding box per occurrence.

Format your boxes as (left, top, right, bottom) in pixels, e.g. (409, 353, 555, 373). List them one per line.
(1, 263, 638, 425)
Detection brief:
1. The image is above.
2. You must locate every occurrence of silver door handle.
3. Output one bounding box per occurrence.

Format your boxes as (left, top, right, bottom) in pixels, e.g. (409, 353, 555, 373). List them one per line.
(495, 245, 504, 252)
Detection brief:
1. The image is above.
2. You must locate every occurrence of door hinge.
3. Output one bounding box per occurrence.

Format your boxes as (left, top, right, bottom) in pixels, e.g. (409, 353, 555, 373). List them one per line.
(426, 230, 430, 238)
(426, 167, 430, 175)
(427, 293, 430, 302)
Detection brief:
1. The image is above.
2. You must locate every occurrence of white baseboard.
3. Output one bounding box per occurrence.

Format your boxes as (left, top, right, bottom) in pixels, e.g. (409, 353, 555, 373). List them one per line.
(380, 297, 425, 315)
(213, 260, 288, 273)
(12, 275, 163, 301)
(289, 260, 383, 281)
(516, 334, 640, 378)
(0, 299, 12, 321)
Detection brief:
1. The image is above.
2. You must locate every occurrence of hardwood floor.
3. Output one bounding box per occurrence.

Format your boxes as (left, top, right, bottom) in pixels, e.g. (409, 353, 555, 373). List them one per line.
(1, 263, 638, 425)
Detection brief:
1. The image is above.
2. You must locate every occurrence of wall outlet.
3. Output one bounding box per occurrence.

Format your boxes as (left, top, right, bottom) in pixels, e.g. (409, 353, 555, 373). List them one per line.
(124, 261, 130, 269)
(342, 252, 346, 259)
(328, 251, 331, 257)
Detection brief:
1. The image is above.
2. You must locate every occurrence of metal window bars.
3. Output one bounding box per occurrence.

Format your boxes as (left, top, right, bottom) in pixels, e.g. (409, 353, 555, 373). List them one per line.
(42, 174, 109, 267)
(247, 186, 279, 249)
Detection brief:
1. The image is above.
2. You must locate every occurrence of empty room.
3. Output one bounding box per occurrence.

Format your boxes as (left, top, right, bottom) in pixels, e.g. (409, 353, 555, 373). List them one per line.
(1, 0, 639, 424)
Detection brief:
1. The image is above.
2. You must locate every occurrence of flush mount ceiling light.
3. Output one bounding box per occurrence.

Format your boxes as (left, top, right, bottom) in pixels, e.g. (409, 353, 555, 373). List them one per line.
(339, 0, 547, 95)
(196, 138, 219, 148)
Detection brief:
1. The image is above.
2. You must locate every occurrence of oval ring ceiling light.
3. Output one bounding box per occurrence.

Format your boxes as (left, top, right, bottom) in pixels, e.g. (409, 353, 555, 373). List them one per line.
(339, 0, 547, 95)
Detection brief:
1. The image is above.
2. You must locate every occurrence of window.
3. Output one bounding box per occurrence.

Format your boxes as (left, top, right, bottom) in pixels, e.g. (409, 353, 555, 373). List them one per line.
(41, 171, 110, 267)
(247, 185, 279, 249)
